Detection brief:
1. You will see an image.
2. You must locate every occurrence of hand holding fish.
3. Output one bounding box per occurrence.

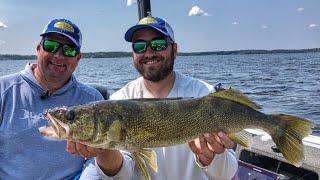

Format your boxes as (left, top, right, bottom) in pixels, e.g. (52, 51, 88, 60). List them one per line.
(189, 132, 234, 166)
(66, 141, 123, 176)
(66, 140, 102, 158)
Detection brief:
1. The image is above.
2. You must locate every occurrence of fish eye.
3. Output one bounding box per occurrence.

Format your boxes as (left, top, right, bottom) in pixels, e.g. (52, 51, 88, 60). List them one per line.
(66, 110, 75, 121)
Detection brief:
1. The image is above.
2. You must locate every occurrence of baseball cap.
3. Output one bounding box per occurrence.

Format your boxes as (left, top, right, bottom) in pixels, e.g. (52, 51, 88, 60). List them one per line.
(40, 18, 82, 49)
(125, 16, 175, 42)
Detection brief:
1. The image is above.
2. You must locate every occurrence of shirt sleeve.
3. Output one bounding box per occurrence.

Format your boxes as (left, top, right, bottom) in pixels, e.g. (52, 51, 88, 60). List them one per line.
(94, 90, 105, 101)
(78, 159, 100, 180)
(194, 149, 238, 180)
(110, 90, 127, 100)
(93, 151, 135, 180)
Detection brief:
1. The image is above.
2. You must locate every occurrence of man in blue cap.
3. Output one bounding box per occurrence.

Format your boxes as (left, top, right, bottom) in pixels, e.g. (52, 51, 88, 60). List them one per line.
(0, 18, 124, 179)
(109, 16, 238, 179)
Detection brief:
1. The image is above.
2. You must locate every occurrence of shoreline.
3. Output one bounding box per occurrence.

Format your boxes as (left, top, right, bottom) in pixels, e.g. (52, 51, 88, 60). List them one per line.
(1, 48, 319, 60)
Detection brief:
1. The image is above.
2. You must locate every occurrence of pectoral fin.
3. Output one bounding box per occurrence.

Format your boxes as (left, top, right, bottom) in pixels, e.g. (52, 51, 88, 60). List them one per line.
(132, 149, 158, 180)
(229, 130, 252, 147)
(107, 120, 124, 142)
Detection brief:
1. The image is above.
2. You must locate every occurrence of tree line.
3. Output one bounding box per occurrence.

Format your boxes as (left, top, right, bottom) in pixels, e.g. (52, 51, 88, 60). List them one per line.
(1, 48, 319, 60)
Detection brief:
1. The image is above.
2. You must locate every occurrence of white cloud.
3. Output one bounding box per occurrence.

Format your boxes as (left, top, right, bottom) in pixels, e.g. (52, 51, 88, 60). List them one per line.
(188, 6, 211, 16)
(309, 24, 318, 28)
(0, 21, 7, 28)
(260, 25, 268, 29)
(232, 21, 239, 25)
(127, 0, 137, 6)
(297, 7, 304, 12)
(0, 40, 5, 45)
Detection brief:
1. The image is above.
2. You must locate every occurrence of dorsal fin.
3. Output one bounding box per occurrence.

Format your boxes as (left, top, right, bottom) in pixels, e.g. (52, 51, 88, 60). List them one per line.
(211, 88, 262, 109)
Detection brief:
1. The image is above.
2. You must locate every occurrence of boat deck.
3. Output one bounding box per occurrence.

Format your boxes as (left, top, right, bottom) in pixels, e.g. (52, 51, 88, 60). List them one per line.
(235, 129, 320, 179)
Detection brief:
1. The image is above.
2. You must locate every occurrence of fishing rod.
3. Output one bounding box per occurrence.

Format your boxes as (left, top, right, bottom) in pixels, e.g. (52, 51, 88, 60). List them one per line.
(137, 0, 151, 20)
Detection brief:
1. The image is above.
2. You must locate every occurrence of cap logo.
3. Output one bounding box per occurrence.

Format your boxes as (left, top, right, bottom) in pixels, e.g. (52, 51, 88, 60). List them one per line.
(54, 21, 75, 33)
(138, 17, 157, 25)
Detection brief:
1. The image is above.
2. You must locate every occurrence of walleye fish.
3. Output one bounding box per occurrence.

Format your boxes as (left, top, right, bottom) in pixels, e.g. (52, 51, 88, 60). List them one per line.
(39, 89, 314, 180)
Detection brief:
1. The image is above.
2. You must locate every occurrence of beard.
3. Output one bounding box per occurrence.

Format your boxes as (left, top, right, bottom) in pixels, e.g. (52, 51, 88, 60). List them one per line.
(134, 51, 174, 82)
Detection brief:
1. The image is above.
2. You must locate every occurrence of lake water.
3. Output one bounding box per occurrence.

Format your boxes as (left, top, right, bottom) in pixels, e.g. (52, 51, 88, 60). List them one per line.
(1, 52, 319, 134)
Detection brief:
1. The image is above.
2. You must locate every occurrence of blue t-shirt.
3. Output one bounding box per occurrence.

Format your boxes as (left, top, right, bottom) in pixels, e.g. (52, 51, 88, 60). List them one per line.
(0, 63, 104, 179)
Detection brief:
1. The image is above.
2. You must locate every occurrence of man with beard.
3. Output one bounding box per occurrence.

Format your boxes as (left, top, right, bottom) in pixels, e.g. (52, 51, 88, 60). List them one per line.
(108, 16, 238, 180)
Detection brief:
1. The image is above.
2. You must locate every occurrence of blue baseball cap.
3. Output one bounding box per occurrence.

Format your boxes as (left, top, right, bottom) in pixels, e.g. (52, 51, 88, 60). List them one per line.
(125, 16, 175, 42)
(40, 18, 82, 49)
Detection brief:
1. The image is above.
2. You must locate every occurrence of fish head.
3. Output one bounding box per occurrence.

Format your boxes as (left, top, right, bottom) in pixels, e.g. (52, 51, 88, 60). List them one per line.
(40, 105, 97, 142)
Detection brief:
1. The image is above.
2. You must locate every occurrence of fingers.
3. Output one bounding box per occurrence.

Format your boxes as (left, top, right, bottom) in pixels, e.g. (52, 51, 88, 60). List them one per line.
(75, 143, 93, 159)
(66, 141, 103, 159)
(189, 136, 215, 167)
(199, 135, 214, 158)
(86, 146, 104, 155)
(189, 132, 235, 167)
(188, 139, 201, 154)
(189, 136, 214, 159)
(205, 132, 235, 152)
(217, 132, 235, 149)
(66, 141, 78, 155)
(203, 133, 225, 154)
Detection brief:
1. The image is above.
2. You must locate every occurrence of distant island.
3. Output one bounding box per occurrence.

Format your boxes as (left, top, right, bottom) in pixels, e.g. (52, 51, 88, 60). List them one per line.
(1, 48, 319, 60)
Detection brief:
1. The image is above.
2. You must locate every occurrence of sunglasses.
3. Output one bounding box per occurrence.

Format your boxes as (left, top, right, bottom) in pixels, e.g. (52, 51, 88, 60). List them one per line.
(132, 38, 173, 54)
(41, 39, 79, 57)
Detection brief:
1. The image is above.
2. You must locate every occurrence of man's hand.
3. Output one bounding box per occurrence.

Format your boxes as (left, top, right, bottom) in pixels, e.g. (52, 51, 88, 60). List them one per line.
(188, 132, 234, 167)
(66, 141, 123, 176)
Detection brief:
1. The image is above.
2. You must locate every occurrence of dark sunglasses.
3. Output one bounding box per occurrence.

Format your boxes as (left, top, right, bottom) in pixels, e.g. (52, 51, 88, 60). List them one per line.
(132, 38, 173, 54)
(41, 39, 79, 57)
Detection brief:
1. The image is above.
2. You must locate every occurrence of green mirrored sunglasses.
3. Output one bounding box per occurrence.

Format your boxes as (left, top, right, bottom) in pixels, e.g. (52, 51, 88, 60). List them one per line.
(132, 38, 173, 54)
(41, 39, 79, 57)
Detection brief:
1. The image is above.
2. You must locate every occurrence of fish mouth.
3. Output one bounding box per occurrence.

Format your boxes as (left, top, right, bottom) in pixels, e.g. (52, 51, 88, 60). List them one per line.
(39, 112, 70, 139)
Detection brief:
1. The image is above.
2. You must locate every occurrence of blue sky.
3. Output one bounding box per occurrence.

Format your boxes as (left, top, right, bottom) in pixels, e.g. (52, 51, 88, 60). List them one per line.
(0, 0, 319, 55)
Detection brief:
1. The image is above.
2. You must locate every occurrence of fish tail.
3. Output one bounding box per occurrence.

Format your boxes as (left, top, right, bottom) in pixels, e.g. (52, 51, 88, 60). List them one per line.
(132, 149, 158, 180)
(270, 114, 314, 167)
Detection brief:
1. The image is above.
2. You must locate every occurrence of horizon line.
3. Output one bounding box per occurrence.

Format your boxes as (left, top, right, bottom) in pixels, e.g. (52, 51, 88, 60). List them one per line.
(1, 47, 319, 56)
